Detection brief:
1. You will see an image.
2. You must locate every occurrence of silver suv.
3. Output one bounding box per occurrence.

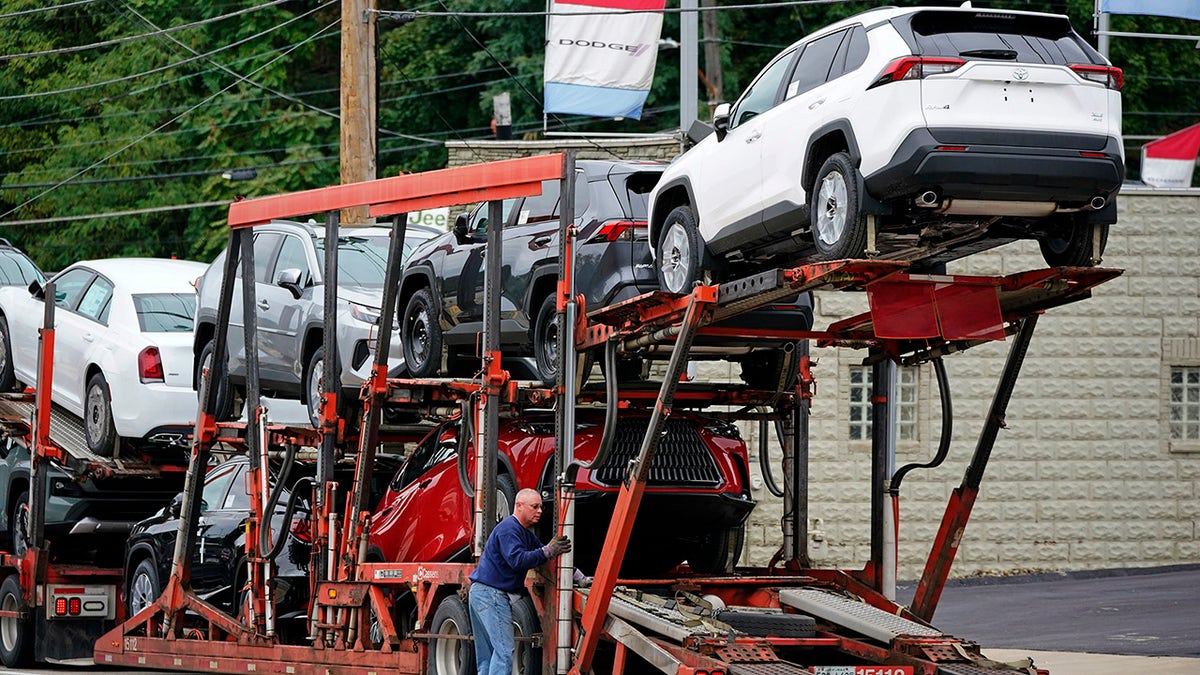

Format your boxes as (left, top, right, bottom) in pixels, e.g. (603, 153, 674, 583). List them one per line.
(193, 220, 438, 426)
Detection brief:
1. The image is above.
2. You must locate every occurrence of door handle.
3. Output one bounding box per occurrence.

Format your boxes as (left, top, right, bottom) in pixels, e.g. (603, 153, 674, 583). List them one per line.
(531, 236, 553, 248)
(418, 478, 432, 489)
(745, 131, 762, 144)
(257, 300, 270, 311)
(808, 98, 826, 110)
(82, 333, 94, 342)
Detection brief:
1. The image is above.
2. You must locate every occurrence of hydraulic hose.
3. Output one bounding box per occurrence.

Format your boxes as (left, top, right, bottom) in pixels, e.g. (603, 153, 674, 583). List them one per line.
(891, 357, 952, 493)
(457, 396, 476, 499)
(260, 443, 298, 556)
(267, 476, 314, 562)
(759, 415, 784, 498)
(567, 339, 619, 480)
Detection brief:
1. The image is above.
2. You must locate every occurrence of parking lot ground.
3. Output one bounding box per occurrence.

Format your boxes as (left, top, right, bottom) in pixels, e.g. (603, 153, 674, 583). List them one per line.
(984, 648, 1200, 675)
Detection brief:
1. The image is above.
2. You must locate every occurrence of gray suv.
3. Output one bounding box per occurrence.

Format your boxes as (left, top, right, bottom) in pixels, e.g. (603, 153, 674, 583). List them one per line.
(193, 220, 439, 426)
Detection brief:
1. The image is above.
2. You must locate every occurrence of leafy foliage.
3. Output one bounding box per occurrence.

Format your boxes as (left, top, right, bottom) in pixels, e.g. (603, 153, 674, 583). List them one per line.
(0, 0, 1194, 269)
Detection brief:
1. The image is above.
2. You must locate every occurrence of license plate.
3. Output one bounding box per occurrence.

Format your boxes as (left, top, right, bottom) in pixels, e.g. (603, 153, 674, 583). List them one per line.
(812, 668, 914, 675)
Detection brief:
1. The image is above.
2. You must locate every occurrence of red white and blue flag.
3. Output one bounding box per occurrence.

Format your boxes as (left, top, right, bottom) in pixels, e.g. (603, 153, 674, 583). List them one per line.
(1141, 122, 1200, 188)
(544, 0, 666, 120)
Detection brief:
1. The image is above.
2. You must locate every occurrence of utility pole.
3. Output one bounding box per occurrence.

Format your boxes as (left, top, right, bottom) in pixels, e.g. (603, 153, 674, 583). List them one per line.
(680, 0, 698, 135)
(341, 0, 377, 225)
(701, 0, 723, 117)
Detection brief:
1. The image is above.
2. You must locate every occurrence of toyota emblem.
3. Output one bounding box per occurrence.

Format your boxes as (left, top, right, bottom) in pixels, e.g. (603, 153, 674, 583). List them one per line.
(1013, 68, 1029, 81)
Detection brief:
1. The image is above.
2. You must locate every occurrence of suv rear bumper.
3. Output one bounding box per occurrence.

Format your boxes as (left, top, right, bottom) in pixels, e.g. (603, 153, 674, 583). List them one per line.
(865, 127, 1124, 206)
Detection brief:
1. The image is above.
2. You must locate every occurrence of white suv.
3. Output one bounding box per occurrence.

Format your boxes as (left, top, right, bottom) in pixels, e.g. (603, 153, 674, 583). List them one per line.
(649, 5, 1124, 293)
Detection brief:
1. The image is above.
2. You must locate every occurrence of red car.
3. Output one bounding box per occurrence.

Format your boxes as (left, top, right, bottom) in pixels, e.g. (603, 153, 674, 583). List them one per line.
(368, 409, 754, 575)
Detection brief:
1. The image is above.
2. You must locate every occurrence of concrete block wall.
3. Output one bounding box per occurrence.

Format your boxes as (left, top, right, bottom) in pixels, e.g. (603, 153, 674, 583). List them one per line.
(436, 140, 1199, 578)
(741, 191, 1200, 579)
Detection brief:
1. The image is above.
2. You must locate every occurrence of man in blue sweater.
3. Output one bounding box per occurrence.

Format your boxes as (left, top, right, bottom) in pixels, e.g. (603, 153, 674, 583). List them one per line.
(468, 488, 570, 675)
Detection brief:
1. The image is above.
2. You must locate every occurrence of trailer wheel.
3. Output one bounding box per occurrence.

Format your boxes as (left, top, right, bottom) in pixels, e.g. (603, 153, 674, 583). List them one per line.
(656, 205, 704, 294)
(0, 574, 32, 668)
(1039, 215, 1107, 267)
(197, 340, 242, 422)
(9, 492, 29, 559)
(0, 317, 15, 392)
(128, 558, 161, 617)
(84, 373, 119, 456)
(532, 294, 559, 384)
(401, 288, 442, 378)
(811, 152, 867, 260)
(429, 594, 473, 675)
(511, 595, 541, 675)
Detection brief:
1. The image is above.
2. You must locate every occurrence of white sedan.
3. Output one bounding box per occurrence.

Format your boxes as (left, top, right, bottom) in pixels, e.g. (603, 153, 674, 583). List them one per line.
(0, 258, 207, 456)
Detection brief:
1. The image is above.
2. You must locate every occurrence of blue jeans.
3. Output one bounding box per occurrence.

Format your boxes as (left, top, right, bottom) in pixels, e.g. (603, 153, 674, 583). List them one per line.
(468, 582, 513, 675)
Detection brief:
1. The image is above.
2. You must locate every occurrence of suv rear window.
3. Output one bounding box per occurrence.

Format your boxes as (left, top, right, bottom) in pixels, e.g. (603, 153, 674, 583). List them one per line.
(134, 293, 196, 332)
(902, 11, 1096, 65)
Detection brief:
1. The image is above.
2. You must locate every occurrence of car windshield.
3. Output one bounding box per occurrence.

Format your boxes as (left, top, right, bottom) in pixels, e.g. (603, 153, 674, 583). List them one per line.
(0, 252, 42, 286)
(133, 293, 196, 332)
(315, 236, 389, 288)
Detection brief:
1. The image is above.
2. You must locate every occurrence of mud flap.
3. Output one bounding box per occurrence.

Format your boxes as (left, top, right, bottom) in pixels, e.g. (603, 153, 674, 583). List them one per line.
(36, 615, 113, 663)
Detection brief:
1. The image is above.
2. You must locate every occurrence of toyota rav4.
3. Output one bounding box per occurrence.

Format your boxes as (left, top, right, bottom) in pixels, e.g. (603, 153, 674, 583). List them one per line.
(649, 5, 1124, 293)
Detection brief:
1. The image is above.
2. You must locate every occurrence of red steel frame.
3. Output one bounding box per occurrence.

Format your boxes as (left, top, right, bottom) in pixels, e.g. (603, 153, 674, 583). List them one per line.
(88, 151, 1118, 675)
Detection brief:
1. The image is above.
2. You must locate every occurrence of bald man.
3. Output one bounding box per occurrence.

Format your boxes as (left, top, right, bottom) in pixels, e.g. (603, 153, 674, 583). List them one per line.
(468, 488, 571, 674)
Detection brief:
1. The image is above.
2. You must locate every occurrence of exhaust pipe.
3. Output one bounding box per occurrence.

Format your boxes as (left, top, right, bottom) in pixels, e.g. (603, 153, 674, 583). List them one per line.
(915, 190, 940, 208)
(1089, 195, 1107, 210)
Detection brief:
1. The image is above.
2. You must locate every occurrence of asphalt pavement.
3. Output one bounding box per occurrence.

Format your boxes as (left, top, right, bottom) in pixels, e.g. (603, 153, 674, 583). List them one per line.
(897, 564, 1200, 674)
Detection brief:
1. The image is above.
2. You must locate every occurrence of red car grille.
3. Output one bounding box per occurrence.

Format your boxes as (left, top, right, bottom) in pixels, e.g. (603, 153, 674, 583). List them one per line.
(591, 418, 722, 488)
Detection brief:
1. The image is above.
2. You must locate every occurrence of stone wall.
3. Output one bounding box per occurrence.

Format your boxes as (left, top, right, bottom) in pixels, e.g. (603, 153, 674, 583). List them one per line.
(740, 190, 1200, 579)
(435, 139, 1200, 579)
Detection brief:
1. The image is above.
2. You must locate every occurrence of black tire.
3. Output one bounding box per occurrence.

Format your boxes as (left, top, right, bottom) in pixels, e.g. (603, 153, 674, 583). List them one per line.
(428, 594, 473, 675)
(716, 608, 815, 637)
(532, 294, 559, 384)
(303, 346, 354, 428)
(197, 340, 240, 422)
(810, 152, 868, 260)
(401, 288, 442, 378)
(9, 491, 29, 559)
(511, 595, 542, 675)
(656, 205, 705, 294)
(0, 317, 16, 392)
(84, 373, 118, 456)
(1039, 216, 1108, 268)
(739, 347, 800, 391)
(0, 574, 31, 668)
(688, 524, 745, 575)
(496, 474, 517, 523)
(128, 557, 161, 617)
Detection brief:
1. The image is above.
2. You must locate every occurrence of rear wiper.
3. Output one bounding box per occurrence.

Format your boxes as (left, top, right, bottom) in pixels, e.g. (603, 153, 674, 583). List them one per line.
(959, 48, 1018, 60)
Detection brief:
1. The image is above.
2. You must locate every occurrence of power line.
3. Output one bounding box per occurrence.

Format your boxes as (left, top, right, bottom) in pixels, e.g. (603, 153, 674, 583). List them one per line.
(0, 0, 97, 20)
(377, 0, 857, 21)
(0, 17, 341, 221)
(0, 0, 291, 62)
(0, 2, 329, 102)
(0, 200, 230, 227)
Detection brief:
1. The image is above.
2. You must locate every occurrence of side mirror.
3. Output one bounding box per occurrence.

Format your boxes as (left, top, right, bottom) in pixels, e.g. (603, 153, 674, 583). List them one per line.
(453, 213, 471, 244)
(169, 492, 207, 518)
(275, 268, 303, 299)
(712, 103, 731, 142)
(27, 279, 44, 300)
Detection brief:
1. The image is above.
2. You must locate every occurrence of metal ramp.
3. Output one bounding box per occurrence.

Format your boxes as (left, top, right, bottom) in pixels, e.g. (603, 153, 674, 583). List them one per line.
(779, 587, 943, 643)
(0, 396, 179, 477)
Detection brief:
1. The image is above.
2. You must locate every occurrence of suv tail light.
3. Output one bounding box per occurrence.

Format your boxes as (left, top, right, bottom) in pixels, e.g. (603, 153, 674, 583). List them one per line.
(868, 56, 965, 89)
(138, 346, 164, 383)
(1070, 64, 1123, 90)
(594, 220, 648, 242)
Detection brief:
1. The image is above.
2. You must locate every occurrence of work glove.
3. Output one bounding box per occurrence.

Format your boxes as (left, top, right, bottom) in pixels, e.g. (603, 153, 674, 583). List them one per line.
(542, 535, 572, 559)
(573, 568, 592, 588)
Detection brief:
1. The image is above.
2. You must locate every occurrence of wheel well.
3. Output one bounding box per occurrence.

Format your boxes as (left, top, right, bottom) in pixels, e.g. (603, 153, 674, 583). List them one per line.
(85, 364, 104, 393)
(528, 273, 556, 330)
(398, 274, 431, 314)
(650, 184, 692, 249)
(803, 131, 851, 197)
(7, 478, 27, 522)
(193, 322, 215, 388)
(302, 327, 323, 379)
(124, 546, 155, 592)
